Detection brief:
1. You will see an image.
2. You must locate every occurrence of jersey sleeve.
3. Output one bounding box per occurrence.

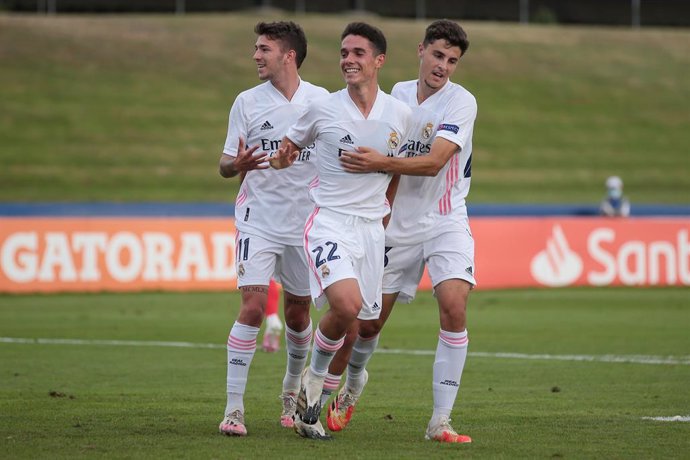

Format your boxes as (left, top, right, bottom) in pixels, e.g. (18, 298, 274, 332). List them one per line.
(222, 95, 248, 157)
(435, 92, 477, 152)
(286, 101, 320, 148)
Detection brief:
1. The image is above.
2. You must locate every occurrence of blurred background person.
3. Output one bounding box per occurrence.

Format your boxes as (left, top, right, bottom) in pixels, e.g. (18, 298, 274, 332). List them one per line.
(262, 279, 283, 352)
(599, 176, 630, 217)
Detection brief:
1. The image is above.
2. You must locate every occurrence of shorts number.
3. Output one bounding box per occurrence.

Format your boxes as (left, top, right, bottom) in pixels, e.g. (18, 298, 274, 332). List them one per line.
(384, 246, 392, 267)
(312, 241, 340, 268)
(237, 237, 250, 261)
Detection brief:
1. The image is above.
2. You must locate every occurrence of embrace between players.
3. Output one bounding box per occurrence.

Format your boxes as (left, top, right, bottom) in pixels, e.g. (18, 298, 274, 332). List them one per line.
(218, 18, 477, 443)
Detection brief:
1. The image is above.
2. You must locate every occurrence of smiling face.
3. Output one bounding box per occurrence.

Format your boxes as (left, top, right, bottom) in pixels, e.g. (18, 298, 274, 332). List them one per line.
(340, 34, 385, 89)
(253, 35, 288, 81)
(418, 38, 462, 93)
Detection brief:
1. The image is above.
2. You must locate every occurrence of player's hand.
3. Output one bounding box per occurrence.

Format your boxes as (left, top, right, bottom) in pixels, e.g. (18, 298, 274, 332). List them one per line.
(235, 137, 269, 172)
(269, 144, 298, 169)
(340, 146, 387, 173)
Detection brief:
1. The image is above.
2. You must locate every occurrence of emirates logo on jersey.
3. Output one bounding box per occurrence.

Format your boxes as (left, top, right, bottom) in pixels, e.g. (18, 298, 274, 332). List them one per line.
(260, 120, 274, 131)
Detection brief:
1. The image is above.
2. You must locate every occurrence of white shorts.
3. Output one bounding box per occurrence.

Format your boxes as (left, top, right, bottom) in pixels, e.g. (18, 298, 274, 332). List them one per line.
(235, 230, 310, 296)
(304, 207, 385, 321)
(383, 221, 476, 304)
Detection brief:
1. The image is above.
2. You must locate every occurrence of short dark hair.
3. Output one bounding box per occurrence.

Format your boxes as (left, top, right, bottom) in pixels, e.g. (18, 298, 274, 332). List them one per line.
(423, 19, 469, 56)
(341, 22, 387, 55)
(254, 21, 308, 68)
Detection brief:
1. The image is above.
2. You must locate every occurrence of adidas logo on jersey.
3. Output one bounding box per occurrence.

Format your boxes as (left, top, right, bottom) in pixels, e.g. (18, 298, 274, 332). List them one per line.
(339, 134, 354, 145)
(260, 120, 274, 131)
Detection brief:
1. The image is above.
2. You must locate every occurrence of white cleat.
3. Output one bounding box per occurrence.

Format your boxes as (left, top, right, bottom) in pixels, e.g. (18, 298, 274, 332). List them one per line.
(280, 391, 297, 428)
(293, 413, 332, 440)
(425, 416, 472, 443)
(293, 368, 331, 440)
(219, 409, 247, 437)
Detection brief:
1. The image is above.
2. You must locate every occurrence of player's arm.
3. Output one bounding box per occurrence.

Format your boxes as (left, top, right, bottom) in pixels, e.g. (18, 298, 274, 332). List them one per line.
(219, 137, 268, 178)
(340, 137, 459, 177)
(383, 174, 400, 229)
(268, 136, 301, 170)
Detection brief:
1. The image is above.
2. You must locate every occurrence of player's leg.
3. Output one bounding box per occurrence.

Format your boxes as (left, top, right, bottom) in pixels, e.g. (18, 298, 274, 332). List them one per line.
(424, 227, 475, 443)
(327, 293, 396, 431)
(262, 279, 282, 352)
(321, 321, 357, 408)
(219, 232, 275, 437)
(328, 243, 423, 430)
(276, 246, 313, 428)
(294, 210, 372, 440)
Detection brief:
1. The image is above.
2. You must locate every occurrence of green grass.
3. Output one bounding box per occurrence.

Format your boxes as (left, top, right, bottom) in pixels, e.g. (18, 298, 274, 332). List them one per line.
(1, 288, 689, 458)
(1, 13, 689, 204)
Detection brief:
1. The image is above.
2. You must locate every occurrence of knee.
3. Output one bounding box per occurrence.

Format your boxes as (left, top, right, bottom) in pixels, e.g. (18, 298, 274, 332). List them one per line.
(283, 296, 311, 331)
(359, 319, 382, 338)
(238, 294, 265, 327)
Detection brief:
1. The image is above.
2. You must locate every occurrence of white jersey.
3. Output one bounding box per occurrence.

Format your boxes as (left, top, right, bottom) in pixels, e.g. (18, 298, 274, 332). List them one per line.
(385, 79, 477, 246)
(223, 79, 328, 246)
(286, 88, 412, 220)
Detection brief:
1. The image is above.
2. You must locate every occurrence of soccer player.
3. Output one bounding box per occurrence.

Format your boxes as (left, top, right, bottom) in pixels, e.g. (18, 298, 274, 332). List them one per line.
(599, 175, 631, 217)
(328, 19, 477, 443)
(270, 22, 412, 440)
(217, 21, 329, 437)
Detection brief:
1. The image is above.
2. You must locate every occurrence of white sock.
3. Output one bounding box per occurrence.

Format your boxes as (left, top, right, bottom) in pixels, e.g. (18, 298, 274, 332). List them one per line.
(345, 333, 379, 392)
(283, 320, 312, 393)
(431, 329, 468, 424)
(321, 373, 342, 407)
(224, 321, 259, 416)
(310, 327, 344, 377)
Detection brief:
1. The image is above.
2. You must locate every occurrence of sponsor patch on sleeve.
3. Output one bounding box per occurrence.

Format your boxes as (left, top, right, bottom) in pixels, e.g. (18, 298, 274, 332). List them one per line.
(438, 123, 460, 134)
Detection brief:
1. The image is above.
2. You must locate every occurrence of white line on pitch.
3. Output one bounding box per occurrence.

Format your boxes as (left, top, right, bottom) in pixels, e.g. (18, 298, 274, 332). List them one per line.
(641, 415, 690, 422)
(1, 337, 689, 366)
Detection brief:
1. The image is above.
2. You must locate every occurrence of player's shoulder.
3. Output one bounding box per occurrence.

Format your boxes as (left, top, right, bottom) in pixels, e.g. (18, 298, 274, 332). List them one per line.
(233, 81, 272, 103)
(445, 81, 477, 108)
(391, 79, 417, 97)
(299, 80, 330, 98)
(380, 89, 413, 123)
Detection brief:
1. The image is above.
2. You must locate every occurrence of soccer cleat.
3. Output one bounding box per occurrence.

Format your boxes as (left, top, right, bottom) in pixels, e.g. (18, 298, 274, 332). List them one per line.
(424, 416, 472, 443)
(280, 391, 297, 428)
(293, 414, 332, 441)
(327, 370, 368, 432)
(262, 314, 283, 353)
(219, 409, 247, 437)
(293, 368, 331, 440)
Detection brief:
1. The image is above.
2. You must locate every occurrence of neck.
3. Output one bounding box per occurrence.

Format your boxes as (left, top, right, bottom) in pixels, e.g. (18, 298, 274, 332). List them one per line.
(417, 79, 444, 104)
(271, 70, 300, 101)
(347, 81, 379, 118)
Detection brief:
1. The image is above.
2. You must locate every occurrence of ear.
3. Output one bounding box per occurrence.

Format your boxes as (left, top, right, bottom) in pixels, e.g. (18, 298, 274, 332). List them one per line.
(417, 42, 424, 58)
(375, 53, 386, 68)
(284, 49, 296, 65)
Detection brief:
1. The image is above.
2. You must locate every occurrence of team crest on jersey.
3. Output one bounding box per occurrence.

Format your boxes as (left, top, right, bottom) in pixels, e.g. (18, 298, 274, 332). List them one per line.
(387, 132, 399, 150)
(320, 264, 330, 278)
(238, 263, 245, 277)
(422, 122, 434, 139)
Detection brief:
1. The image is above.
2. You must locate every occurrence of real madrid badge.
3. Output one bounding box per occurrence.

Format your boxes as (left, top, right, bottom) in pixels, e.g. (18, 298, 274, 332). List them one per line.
(387, 132, 399, 150)
(422, 122, 433, 140)
(320, 264, 330, 278)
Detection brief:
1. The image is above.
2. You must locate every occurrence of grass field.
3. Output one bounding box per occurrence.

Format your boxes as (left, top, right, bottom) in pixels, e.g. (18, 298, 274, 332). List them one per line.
(1, 12, 689, 204)
(1, 288, 689, 458)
